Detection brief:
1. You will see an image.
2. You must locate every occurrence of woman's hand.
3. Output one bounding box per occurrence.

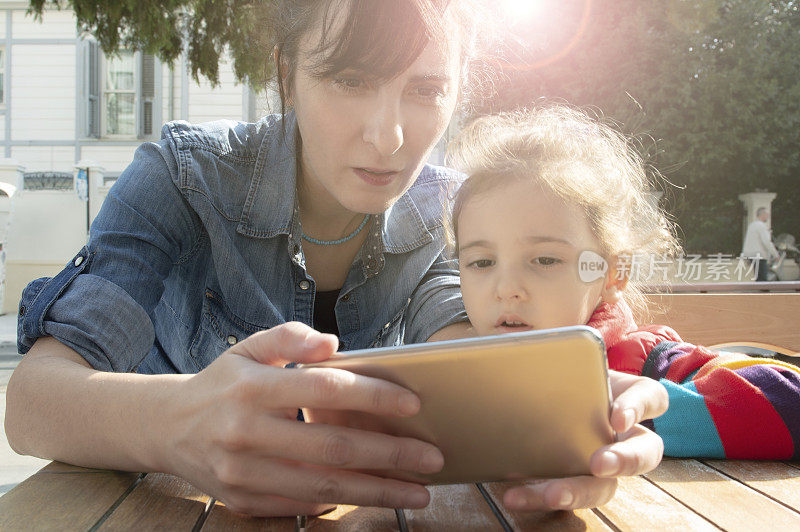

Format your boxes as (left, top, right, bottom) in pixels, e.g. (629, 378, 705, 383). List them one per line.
(501, 370, 668, 511)
(164, 322, 444, 517)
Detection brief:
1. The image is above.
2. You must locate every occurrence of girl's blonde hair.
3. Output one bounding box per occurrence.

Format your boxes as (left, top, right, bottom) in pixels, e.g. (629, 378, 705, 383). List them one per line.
(446, 104, 681, 317)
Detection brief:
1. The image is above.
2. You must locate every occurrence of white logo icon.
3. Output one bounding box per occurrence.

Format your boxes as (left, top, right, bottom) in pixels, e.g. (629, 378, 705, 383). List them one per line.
(578, 251, 608, 283)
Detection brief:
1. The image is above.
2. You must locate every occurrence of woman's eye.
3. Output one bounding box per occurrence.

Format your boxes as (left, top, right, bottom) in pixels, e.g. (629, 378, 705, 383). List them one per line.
(333, 77, 366, 92)
(533, 256, 562, 267)
(467, 259, 494, 269)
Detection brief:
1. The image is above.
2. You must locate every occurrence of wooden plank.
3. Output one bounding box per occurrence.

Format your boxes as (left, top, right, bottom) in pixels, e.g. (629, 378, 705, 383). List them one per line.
(645, 459, 800, 530)
(404, 484, 504, 531)
(482, 481, 611, 531)
(39, 461, 107, 474)
(0, 462, 140, 531)
(596, 475, 717, 531)
(201, 501, 295, 531)
(306, 505, 399, 530)
(642, 293, 800, 351)
(646, 282, 800, 294)
(204, 502, 397, 530)
(98, 473, 209, 530)
(703, 460, 800, 510)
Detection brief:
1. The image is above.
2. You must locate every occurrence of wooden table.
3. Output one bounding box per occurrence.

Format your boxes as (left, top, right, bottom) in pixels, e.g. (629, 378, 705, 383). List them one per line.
(1, 459, 799, 530)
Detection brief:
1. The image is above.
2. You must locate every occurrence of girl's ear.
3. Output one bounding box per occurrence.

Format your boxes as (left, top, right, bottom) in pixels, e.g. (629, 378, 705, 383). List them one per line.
(601, 255, 629, 304)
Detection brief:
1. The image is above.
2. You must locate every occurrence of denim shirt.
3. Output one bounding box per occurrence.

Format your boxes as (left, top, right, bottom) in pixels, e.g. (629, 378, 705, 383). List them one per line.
(17, 112, 467, 373)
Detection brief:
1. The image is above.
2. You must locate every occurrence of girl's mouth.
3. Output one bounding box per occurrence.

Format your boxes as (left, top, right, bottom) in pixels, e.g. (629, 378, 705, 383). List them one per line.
(494, 316, 533, 332)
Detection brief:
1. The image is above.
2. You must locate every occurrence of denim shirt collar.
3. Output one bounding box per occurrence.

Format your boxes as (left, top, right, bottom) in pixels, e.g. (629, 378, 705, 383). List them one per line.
(236, 114, 298, 239)
(236, 112, 432, 273)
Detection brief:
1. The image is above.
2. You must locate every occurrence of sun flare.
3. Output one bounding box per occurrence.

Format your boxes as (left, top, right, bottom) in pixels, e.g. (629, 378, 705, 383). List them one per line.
(499, 0, 546, 24)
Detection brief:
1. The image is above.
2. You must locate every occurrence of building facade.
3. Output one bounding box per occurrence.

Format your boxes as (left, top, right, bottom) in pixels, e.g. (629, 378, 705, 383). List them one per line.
(0, 2, 278, 312)
(0, 2, 453, 313)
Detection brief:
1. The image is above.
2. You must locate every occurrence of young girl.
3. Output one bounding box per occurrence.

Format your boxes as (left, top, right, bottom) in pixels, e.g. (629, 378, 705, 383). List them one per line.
(449, 105, 800, 459)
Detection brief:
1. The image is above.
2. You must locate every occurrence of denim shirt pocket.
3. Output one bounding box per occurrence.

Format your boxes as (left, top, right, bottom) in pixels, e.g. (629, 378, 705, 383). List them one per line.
(188, 288, 269, 370)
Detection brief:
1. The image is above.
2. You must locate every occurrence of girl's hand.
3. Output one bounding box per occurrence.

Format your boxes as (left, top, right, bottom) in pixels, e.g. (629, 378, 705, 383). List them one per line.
(501, 370, 668, 511)
(164, 322, 444, 517)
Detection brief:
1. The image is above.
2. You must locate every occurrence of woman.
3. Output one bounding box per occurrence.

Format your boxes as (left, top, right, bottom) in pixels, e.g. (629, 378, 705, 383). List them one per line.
(6, 0, 666, 517)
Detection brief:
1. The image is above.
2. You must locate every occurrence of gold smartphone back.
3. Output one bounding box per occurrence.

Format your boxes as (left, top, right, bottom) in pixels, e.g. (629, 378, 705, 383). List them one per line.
(302, 326, 615, 484)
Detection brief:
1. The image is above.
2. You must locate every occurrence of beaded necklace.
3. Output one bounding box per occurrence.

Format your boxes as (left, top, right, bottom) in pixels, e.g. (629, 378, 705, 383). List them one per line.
(301, 214, 371, 245)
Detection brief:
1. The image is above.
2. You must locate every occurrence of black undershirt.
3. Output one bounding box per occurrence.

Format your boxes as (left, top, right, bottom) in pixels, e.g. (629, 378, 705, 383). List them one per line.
(313, 289, 340, 336)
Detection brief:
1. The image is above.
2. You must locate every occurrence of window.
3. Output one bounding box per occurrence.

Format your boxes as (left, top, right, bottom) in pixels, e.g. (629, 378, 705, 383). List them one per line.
(0, 47, 5, 104)
(103, 50, 136, 136)
(83, 41, 157, 139)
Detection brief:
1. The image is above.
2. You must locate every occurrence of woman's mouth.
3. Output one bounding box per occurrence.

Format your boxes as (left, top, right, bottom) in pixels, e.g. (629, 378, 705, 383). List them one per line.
(354, 167, 399, 186)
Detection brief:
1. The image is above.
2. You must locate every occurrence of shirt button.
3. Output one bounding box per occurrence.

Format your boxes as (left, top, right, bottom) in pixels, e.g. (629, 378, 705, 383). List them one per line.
(226, 335, 238, 345)
(341, 294, 350, 302)
(299, 280, 310, 290)
(74, 256, 84, 267)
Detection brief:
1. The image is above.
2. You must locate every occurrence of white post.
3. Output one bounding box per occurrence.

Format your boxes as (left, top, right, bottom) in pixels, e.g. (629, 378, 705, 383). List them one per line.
(738, 191, 777, 243)
(0, 159, 22, 244)
(0, 158, 24, 191)
(74, 159, 105, 236)
(0, 159, 22, 313)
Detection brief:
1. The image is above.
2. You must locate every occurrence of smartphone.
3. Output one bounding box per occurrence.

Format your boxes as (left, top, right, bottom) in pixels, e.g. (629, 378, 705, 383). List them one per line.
(301, 325, 615, 484)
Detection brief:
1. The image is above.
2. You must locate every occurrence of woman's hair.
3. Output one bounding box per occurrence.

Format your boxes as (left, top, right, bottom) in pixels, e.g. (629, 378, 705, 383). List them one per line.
(267, 0, 484, 116)
(446, 105, 681, 316)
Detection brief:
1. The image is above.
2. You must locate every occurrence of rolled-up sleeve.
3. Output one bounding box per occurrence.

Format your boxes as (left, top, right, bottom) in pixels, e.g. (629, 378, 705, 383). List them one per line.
(17, 139, 202, 372)
(403, 250, 468, 344)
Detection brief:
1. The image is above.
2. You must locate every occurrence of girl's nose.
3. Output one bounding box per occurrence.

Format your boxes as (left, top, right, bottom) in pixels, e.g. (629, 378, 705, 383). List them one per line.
(495, 270, 528, 302)
(362, 96, 404, 157)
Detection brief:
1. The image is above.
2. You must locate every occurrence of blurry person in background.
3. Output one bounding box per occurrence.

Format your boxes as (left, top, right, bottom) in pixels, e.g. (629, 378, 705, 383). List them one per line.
(742, 207, 779, 281)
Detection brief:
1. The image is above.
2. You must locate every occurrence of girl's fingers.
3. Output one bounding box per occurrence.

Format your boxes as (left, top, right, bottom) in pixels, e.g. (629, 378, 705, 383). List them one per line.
(608, 370, 669, 432)
(590, 424, 664, 478)
(503, 477, 618, 511)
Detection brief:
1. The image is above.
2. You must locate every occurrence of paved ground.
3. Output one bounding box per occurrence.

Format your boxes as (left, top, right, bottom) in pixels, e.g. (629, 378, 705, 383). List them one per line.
(0, 314, 50, 496)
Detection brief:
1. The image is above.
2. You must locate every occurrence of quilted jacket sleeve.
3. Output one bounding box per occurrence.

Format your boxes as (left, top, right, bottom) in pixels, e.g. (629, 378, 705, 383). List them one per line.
(638, 341, 800, 459)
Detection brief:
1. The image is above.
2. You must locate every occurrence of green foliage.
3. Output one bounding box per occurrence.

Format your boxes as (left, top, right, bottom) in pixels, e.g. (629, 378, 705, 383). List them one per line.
(481, 0, 800, 255)
(28, 0, 276, 88)
(27, 0, 800, 253)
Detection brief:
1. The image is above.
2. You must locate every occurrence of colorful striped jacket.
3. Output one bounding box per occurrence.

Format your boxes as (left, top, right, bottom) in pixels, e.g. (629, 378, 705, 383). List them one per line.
(587, 302, 800, 459)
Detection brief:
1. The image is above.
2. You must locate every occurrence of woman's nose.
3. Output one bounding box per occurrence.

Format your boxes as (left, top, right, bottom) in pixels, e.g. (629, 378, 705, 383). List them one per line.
(362, 96, 404, 157)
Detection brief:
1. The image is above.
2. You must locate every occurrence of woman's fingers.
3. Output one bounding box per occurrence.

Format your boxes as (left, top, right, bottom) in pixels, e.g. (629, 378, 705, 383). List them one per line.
(591, 424, 664, 478)
(236, 364, 421, 417)
(219, 493, 335, 519)
(228, 321, 339, 367)
(214, 459, 431, 511)
(233, 417, 444, 474)
(502, 477, 618, 511)
(608, 370, 669, 433)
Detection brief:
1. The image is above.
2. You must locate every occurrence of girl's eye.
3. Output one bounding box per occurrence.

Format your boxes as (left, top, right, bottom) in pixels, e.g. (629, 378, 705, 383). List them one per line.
(533, 256, 562, 267)
(412, 85, 445, 100)
(467, 259, 494, 269)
